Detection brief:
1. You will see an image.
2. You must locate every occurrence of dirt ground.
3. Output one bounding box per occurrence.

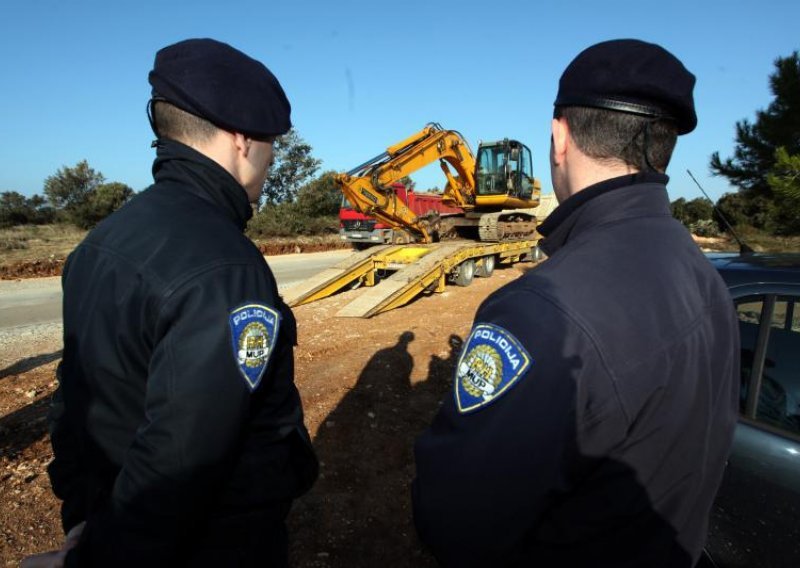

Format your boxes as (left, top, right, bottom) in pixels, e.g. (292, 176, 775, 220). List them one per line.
(0, 258, 532, 567)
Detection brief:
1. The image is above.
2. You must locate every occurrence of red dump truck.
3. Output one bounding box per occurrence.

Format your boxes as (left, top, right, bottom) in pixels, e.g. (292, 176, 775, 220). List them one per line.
(338, 183, 462, 248)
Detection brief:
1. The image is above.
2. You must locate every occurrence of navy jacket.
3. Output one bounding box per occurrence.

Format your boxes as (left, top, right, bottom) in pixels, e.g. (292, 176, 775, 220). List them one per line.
(413, 173, 739, 567)
(48, 140, 318, 567)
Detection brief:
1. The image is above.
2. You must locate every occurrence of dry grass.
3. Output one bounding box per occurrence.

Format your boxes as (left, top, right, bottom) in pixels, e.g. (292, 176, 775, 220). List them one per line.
(252, 233, 351, 255)
(691, 229, 800, 254)
(0, 226, 351, 279)
(733, 226, 800, 253)
(0, 225, 86, 266)
(2, 223, 799, 278)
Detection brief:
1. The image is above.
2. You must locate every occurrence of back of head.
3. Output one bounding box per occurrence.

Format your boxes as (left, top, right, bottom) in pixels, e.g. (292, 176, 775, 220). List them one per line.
(147, 38, 291, 144)
(554, 39, 696, 172)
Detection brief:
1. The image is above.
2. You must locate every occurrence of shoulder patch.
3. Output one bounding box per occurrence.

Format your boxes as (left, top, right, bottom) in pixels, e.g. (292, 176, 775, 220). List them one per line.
(229, 303, 281, 391)
(454, 323, 532, 414)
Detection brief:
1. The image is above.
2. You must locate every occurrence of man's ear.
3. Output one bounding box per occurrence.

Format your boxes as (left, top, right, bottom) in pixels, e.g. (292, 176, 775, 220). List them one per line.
(551, 117, 569, 165)
(232, 132, 251, 157)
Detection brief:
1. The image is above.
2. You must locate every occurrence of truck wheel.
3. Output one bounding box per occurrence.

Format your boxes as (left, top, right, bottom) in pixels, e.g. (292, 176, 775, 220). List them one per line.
(453, 259, 475, 287)
(475, 255, 495, 278)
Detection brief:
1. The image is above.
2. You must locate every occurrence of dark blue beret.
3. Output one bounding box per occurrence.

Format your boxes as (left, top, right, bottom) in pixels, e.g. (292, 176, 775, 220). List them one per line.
(149, 38, 291, 139)
(554, 39, 697, 134)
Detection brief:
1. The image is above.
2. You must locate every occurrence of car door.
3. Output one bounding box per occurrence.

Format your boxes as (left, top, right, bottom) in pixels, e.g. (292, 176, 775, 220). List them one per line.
(706, 284, 800, 567)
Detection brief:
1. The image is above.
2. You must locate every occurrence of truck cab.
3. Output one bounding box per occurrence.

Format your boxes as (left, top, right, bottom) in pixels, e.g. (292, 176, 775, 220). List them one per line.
(339, 183, 410, 248)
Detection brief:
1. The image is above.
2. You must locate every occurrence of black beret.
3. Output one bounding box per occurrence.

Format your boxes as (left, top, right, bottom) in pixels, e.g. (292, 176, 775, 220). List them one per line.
(554, 39, 697, 134)
(149, 38, 291, 139)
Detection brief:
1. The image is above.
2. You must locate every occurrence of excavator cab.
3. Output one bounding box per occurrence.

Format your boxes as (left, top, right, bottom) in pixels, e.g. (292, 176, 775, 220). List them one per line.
(475, 139, 535, 199)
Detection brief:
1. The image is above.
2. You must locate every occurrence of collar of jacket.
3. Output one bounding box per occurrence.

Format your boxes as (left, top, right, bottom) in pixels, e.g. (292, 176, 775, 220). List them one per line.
(538, 172, 670, 256)
(151, 138, 254, 230)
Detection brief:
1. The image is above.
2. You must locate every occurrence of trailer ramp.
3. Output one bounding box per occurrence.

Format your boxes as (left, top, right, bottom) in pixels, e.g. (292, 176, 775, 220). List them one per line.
(282, 240, 536, 318)
(336, 243, 466, 317)
(280, 244, 396, 307)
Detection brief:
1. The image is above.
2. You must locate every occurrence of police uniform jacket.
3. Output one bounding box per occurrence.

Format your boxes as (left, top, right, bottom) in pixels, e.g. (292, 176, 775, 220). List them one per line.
(48, 139, 318, 567)
(413, 173, 739, 567)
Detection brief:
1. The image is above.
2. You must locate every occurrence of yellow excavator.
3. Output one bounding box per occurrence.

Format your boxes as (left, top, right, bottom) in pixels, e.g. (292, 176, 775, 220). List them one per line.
(334, 123, 541, 243)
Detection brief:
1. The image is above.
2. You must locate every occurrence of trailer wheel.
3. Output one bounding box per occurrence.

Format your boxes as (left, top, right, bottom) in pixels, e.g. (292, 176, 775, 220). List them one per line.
(453, 259, 476, 287)
(475, 255, 495, 278)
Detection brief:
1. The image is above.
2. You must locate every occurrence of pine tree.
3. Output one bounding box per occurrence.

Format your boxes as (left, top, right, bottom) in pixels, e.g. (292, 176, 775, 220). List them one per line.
(710, 52, 800, 198)
(710, 51, 800, 233)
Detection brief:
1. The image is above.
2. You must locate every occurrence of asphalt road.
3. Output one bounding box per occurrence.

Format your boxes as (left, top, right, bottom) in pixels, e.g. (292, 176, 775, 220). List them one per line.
(0, 249, 353, 331)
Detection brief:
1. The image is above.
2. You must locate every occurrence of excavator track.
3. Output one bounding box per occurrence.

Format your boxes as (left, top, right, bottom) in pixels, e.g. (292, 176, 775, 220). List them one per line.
(476, 209, 539, 242)
(437, 213, 538, 242)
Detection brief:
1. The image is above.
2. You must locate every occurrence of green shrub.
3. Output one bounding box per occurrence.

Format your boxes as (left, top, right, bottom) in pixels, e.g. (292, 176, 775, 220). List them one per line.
(0, 192, 56, 228)
(246, 202, 338, 238)
(690, 219, 720, 238)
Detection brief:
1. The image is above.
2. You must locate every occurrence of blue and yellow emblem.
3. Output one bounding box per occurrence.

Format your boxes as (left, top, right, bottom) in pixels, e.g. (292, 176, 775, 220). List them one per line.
(229, 303, 281, 390)
(455, 323, 532, 413)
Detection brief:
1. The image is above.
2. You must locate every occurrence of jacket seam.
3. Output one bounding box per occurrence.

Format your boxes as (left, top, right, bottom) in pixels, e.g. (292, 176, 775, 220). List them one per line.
(157, 258, 266, 310)
(77, 241, 170, 290)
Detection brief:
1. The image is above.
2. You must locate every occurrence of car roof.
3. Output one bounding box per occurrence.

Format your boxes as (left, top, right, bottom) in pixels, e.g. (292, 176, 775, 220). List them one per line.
(707, 252, 800, 288)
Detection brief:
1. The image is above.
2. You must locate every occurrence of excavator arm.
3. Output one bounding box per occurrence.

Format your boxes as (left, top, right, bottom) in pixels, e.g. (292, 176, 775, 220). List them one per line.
(334, 123, 478, 244)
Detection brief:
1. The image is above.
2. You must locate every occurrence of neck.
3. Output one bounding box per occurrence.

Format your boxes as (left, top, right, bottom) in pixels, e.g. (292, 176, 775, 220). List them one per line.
(562, 153, 641, 201)
(176, 132, 242, 187)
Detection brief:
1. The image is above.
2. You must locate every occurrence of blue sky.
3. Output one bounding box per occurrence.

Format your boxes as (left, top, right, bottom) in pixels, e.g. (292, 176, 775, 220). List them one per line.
(1, 0, 798, 203)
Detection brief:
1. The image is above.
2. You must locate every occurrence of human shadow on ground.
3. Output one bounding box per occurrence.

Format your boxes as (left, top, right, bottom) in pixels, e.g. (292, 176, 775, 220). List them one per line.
(0, 396, 50, 459)
(289, 331, 463, 568)
(0, 351, 62, 380)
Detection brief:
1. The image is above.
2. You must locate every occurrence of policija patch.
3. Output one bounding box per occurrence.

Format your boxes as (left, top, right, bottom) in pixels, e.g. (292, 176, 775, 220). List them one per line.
(229, 304, 281, 390)
(455, 323, 532, 413)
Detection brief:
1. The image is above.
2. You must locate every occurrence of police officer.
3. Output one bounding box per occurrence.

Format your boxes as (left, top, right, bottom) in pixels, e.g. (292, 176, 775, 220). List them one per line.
(42, 38, 318, 567)
(412, 39, 739, 567)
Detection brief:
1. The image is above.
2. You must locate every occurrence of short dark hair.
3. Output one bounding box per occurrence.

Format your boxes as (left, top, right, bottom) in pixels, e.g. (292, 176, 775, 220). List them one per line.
(556, 106, 678, 172)
(152, 100, 219, 144)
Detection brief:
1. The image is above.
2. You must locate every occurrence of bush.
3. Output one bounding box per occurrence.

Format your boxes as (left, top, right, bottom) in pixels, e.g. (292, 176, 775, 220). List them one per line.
(671, 197, 714, 227)
(69, 182, 135, 229)
(42, 161, 134, 229)
(294, 171, 341, 218)
(714, 191, 781, 234)
(248, 170, 343, 238)
(690, 219, 720, 238)
(246, 202, 339, 238)
(0, 192, 56, 228)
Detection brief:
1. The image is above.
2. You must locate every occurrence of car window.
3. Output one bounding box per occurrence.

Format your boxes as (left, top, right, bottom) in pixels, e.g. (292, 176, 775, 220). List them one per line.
(736, 295, 800, 436)
(758, 297, 800, 433)
(737, 297, 764, 413)
(737, 298, 763, 326)
(770, 295, 800, 333)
